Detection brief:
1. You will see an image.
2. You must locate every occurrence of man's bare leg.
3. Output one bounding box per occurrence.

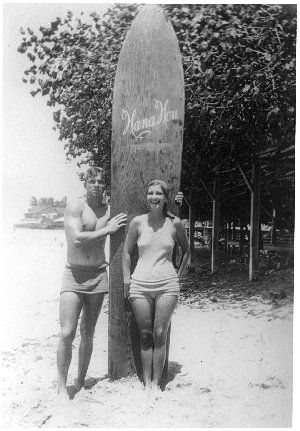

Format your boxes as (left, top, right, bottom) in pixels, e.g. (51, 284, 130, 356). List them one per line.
(57, 292, 83, 400)
(75, 292, 105, 392)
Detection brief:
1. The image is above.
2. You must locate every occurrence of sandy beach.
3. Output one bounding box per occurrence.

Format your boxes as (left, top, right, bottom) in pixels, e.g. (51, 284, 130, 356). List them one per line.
(1, 229, 293, 427)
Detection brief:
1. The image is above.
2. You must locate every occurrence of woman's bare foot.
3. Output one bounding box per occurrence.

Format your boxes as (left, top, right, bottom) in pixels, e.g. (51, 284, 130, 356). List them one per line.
(151, 384, 163, 399)
(74, 378, 85, 393)
(56, 389, 71, 405)
(141, 383, 152, 398)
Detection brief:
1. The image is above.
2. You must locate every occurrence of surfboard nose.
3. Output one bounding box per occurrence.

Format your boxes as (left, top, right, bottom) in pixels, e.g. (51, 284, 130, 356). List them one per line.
(128, 4, 176, 41)
(136, 4, 165, 18)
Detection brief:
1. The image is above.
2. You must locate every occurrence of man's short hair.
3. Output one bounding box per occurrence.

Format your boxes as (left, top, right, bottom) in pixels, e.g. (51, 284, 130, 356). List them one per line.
(84, 167, 106, 185)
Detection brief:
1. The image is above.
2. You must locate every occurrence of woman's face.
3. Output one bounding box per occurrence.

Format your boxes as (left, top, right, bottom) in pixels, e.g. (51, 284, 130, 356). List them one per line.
(147, 184, 167, 210)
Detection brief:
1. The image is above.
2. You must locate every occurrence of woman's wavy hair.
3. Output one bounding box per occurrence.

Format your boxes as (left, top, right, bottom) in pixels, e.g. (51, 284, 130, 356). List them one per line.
(147, 179, 175, 220)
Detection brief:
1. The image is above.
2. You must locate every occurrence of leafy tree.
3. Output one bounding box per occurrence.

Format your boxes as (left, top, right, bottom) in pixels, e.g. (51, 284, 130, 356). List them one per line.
(164, 4, 295, 226)
(34, 196, 65, 207)
(18, 3, 295, 227)
(55, 196, 67, 207)
(18, 4, 139, 180)
(30, 196, 38, 207)
(48, 197, 54, 206)
(38, 197, 49, 206)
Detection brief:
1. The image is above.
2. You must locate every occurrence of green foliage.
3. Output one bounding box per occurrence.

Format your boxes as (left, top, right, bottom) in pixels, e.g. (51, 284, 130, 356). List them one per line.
(30, 196, 38, 207)
(18, 4, 139, 176)
(18, 4, 295, 226)
(29, 196, 67, 208)
(165, 4, 295, 226)
(163, 4, 295, 180)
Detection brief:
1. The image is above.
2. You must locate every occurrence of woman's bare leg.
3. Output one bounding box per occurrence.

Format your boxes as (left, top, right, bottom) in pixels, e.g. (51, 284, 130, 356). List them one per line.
(130, 297, 155, 389)
(152, 295, 178, 388)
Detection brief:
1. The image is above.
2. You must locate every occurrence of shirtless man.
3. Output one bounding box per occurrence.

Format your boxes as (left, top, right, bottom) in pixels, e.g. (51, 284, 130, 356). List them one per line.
(57, 167, 127, 401)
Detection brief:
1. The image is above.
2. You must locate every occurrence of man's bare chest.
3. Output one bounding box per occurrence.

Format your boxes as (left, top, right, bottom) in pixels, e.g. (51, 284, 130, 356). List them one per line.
(82, 204, 110, 231)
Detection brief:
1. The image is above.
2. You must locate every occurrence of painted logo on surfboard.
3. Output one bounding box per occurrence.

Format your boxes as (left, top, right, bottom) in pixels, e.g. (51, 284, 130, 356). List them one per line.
(121, 98, 178, 139)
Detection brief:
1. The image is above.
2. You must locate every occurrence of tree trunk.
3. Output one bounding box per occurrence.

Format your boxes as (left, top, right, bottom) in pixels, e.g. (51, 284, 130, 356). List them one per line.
(211, 179, 220, 273)
(239, 214, 245, 256)
(249, 162, 261, 281)
(188, 189, 195, 272)
(225, 220, 229, 252)
(259, 215, 264, 250)
(271, 206, 277, 245)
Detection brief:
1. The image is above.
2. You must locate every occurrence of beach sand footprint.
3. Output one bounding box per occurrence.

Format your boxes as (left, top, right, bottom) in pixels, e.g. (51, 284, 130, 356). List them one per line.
(44, 398, 84, 428)
(250, 376, 285, 390)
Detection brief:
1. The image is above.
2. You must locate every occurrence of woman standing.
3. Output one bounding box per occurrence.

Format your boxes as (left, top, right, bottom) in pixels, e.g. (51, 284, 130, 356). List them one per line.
(122, 180, 190, 393)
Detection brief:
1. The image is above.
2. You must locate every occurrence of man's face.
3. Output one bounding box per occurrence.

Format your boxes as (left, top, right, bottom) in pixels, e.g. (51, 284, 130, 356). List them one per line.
(85, 175, 106, 200)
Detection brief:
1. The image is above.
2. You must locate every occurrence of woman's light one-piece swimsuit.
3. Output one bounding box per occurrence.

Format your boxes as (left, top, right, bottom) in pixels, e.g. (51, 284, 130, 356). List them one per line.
(129, 217, 180, 298)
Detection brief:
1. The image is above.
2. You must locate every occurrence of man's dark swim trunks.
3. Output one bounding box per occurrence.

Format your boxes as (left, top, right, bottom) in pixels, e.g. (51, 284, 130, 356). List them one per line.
(60, 263, 109, 295)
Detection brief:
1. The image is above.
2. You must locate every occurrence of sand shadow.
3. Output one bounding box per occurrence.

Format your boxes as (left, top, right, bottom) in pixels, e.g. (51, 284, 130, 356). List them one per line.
(67, 375, 109, 399)
(161, 361, 182, 390)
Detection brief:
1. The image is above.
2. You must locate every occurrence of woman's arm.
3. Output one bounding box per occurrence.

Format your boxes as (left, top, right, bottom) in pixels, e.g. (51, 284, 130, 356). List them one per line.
(122, 217, 139, 298)
(174, 217, 190, 280)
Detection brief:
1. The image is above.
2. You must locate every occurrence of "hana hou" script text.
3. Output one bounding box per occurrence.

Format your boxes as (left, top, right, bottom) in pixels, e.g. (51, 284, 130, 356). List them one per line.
(121, 99, 178, 139)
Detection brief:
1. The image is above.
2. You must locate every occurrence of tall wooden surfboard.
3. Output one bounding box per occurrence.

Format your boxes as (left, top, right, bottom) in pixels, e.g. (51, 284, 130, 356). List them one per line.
(109, 4, 184, 379)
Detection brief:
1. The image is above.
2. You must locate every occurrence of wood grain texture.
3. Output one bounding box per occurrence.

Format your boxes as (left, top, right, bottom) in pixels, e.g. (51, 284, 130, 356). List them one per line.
(109, 5, 184, 379)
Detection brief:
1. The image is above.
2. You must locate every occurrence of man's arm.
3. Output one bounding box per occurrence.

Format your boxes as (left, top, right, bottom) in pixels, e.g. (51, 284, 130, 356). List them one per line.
(64, 201, 127, 248)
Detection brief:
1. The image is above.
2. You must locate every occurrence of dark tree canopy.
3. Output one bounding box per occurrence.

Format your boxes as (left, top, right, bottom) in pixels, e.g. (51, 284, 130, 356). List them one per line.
(18, 3, 295, 227)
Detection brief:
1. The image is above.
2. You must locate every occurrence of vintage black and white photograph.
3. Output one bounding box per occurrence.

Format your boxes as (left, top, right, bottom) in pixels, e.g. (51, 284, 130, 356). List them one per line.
(2, 0, 296, 428)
